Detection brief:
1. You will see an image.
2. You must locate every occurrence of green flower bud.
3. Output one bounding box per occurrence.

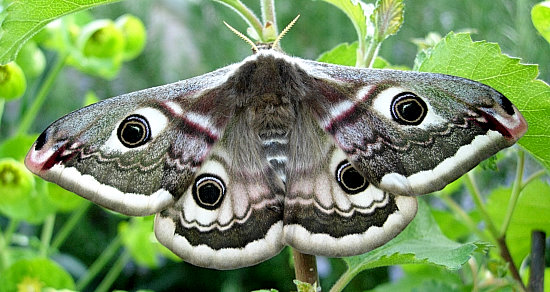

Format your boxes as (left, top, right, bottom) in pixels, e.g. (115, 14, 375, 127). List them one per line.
(0, 158, 35, 206)
(0, 62, 27, 100)
(79, 19, 125, 59)
(16, 41, 46, 78)
(115, 14, 147, 61)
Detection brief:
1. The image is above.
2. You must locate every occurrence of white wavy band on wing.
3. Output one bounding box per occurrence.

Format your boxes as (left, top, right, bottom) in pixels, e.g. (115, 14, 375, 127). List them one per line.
(40, 164, 175, 216)
(154, 216, 284, 270)
(282, 195, 417, 257)
(380, 130, 505, 195)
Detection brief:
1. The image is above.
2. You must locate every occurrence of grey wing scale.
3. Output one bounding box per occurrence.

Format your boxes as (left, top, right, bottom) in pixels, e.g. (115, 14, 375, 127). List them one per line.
(298, 59, 527, 195)
(282, 105, 417, 256)
(155, 129, 286, 269)
(283, 143, 418, 256)
(25, 65, 240, 216)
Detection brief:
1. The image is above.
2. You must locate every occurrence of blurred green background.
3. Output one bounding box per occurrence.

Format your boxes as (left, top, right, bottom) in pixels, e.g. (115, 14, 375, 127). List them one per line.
(1, 0, 548, 291)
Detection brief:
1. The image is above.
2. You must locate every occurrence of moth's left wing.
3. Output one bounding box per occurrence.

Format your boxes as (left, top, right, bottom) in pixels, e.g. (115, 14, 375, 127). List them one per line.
(25, 65, 239, 216)
(298, 59, 527, 195)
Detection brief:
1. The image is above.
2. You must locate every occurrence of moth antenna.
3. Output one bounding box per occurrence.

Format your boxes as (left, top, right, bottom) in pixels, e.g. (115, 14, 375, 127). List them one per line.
(223, 21, 259, 53)
(272, 14, 300, 50)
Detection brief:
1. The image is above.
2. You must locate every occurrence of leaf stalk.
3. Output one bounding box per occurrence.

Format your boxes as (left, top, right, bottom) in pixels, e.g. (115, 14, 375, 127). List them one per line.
(76, 235, 123, 290)
(215, 0, 266, 41)
(500, 150, 525, 236)
(16, 53, 68, 135)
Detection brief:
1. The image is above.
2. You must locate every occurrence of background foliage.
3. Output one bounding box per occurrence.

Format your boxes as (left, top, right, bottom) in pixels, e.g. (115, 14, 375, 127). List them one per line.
(0, 0, 549, 291)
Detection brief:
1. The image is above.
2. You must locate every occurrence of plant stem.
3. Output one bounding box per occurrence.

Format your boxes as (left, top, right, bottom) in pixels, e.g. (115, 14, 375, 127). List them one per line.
(496, 235, 525, 290)
(95, 249, 131, 292)
(439, 195, 491, 242)
(39, 214, 56, 257)
(465, 160, 527, 290)
(0, 219, 20, 270)
(3, 219, 19, 245)
(528, 230, 546, 292)
(49, 202, 91, 254)
(361, 39, 382, 68)
(329, 266, 359, 292)
(16, 53, 68, 136)
(500, 150, 525, 236)
(292, 249, 319, 287)
(260, 0, 277, 32)
(0, 99, 5, 130)
(215, 0, 265, 41)
(0, 225, 8, 270)
(521, 169, 546, 190)
(76, 235, 123, 291)
(464, 172, 500, 241)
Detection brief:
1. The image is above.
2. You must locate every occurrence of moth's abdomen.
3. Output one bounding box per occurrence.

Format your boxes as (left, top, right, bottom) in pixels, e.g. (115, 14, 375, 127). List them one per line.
(261, 133, 289, 184)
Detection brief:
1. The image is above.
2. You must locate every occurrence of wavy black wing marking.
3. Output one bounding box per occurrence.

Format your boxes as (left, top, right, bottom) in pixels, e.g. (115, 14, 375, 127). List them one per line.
(298, 59, 527, 195)
(154, 139, 285, 270)
(283, 107, 417, 256)
(25, 65, 240, 216)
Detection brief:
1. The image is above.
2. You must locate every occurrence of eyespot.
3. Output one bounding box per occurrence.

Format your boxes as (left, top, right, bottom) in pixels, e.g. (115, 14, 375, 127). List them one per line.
(390, 92, 428, 125)
(335, 161, 368, 194)
(117, 115, 151, 148)
(192, 174, 226, 210)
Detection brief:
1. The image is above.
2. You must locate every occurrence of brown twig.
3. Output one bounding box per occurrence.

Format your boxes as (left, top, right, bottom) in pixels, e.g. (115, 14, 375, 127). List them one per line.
(528, 230, 546, 292)
(292, 248, 319, 288)
(496, 235, 526, 291)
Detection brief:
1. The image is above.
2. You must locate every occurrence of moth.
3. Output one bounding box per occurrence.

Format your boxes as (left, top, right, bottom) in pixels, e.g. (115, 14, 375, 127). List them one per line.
(25, 24, 527, 269)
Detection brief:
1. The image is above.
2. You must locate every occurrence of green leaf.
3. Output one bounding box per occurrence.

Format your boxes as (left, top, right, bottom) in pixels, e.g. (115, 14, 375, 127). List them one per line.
(315, 0, 371, 45)
(0, 0, 121, 64)
(317, 42, 395, 69)
(0, 134, 37, 160)
(317, 42, 358, 66)
(47, 182, 85, 212)
(372, 264, 464, 292)
(430, 209, 471, 241)
(486, 180, 550, 266)
(416, 32, 550, 171)
(0, 258, 75, 292)
(372, 0, 404, 42)
(532, 1, 550, 45)
(338, 199, 479, 289)
(293, 280, 317, 292)
(119, 216, 159, 268)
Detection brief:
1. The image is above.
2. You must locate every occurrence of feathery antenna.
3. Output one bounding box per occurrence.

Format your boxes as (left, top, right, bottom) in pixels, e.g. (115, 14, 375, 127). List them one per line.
(224, 14, 300, 52)
(272, 15, 300, 49)
(224, 21, 259, 53)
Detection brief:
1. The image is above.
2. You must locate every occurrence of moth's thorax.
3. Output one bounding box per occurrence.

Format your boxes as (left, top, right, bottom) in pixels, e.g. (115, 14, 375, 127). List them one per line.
(226, 54, 313, 183)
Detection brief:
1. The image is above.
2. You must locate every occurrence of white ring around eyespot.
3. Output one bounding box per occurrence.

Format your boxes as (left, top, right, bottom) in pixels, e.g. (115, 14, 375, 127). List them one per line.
(370, 87, 445, 130)
(101, 107, 169, 154)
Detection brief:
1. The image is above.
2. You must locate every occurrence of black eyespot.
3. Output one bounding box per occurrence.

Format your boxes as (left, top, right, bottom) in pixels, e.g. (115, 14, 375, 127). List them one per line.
(390, 92, 428, 125)
(335, 161, 368, 194)
(192, 174, 226, 210)
(117, 115, 151, 148)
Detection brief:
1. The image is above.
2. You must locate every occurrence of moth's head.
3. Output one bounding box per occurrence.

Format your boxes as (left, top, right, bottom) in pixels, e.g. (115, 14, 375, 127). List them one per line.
(224, 15, 300, 55)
